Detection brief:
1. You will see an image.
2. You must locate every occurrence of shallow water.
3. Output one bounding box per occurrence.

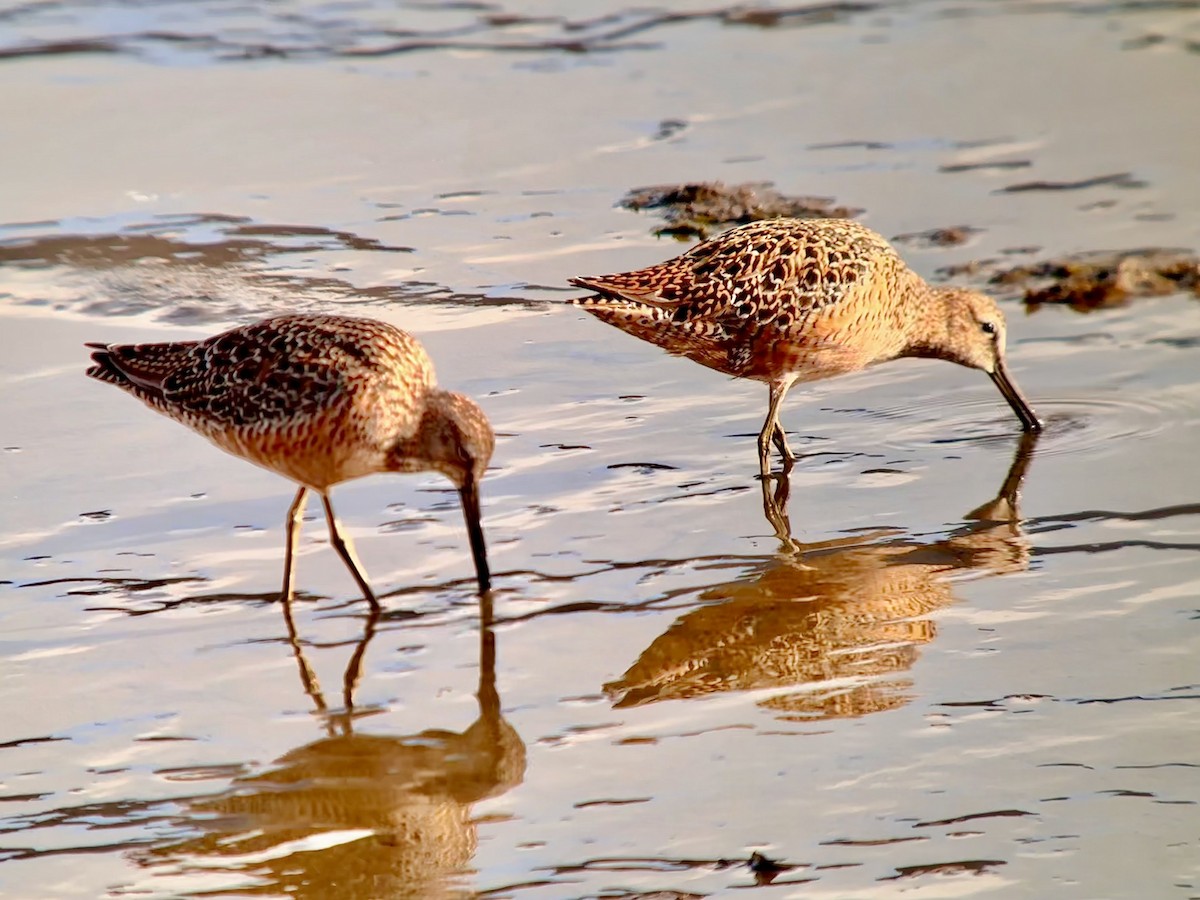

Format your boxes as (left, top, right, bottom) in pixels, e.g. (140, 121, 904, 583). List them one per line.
(2, 1, 1199, 897)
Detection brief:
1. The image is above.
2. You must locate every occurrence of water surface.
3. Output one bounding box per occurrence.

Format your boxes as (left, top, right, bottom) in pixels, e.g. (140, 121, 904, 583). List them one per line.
(2, 1, 1199, 897)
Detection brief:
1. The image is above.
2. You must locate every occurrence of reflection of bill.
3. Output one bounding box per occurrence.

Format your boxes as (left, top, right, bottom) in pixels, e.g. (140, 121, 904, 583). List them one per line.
(605, 433, 1038, 720)
(139, 593, 523, 899)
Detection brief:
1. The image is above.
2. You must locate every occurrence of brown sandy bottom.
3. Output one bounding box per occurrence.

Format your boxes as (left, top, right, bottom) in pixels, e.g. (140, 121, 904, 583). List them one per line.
(2, 0, 1199, 898)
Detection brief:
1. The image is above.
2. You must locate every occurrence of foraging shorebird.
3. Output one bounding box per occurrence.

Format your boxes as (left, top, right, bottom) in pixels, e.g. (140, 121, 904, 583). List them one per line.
(86, 314, 493, 603)
(570, 218, 1041, 474)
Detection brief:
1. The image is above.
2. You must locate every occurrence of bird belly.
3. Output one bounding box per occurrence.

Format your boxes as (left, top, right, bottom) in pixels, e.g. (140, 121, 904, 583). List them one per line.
(202, 420, 386, 491)
(582, 301, 875, 385)
(740, 336, 867, 384)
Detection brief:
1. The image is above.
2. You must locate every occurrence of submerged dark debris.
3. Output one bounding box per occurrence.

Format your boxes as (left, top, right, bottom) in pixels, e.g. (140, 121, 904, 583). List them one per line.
(620, 181, 862, 239)
(747, 851, 801, 885)
(1004, 250, 1200, 311)
(941, 248, 1200, 312)
(996, 171, 1147, 193)
(891, 226, 980, 248)
(0, 3, 879, 62)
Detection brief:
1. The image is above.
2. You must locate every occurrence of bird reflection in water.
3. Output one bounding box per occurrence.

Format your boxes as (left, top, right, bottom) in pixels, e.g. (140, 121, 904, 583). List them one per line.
(605, 433, 1039, 720)
(138, 593, 523, 899)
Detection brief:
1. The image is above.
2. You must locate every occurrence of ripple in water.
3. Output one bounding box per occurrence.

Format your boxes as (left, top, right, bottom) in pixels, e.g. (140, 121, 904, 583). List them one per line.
(862, 394, 1185, 459)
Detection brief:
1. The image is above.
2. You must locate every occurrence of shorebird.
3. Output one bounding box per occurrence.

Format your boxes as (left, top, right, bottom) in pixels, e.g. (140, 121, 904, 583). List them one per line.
(570, 218, 1042, 474)
(86, 314, 494, 604)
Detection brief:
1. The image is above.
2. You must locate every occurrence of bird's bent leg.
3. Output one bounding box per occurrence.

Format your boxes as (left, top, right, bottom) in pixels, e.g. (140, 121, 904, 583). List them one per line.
(320, 492, 380, 610)
(771, 422, 796, 467)
(759, 378, 796, 476)
(281, 487, 310, 604)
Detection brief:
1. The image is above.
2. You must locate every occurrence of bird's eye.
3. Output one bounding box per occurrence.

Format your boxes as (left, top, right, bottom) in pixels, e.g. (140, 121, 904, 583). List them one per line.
(981, 321, 997, 336)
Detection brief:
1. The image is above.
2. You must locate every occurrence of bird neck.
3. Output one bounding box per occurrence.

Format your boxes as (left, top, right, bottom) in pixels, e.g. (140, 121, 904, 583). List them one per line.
(388, 389, 493, 488)
(898, 284, 956, 362)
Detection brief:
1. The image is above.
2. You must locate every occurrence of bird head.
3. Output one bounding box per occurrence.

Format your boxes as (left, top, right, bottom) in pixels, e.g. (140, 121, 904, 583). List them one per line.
(388, 390, 495, 592)
(926, 288, 1043, 433)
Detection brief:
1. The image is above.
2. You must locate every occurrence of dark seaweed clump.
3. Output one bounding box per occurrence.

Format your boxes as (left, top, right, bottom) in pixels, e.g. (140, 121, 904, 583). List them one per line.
(620, 181, 862, 239)
(891, 226, 980, 248)
(996, 249, 1200, 312)
(938, 248, 1200, 313)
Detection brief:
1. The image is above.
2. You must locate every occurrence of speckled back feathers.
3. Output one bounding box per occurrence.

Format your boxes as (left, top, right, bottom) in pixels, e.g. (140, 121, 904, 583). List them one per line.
(88, 314, 432, 432)
(569, 218, 935, 382)
(571, 218, 903, 329)
(86, 314, 454, 490)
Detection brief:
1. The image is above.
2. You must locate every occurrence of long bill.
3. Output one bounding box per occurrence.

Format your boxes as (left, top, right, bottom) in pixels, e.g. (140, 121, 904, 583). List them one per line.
(458, 477, 492, 594)
(990, 359, 1043, 433)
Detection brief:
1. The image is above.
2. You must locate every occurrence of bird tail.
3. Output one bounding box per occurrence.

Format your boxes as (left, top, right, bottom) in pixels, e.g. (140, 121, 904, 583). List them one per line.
(566, 276, 678, 320)
(84, 340, 198, 403)
(85, 343, 130, 387)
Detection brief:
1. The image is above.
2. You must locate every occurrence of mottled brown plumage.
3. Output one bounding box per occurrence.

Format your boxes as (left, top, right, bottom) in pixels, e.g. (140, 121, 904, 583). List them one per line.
(570, 218, 1041, 473)
(86, 314, 494, 602)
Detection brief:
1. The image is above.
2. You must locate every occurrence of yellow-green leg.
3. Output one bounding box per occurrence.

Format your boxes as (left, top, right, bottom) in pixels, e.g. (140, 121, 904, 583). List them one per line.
(758, 377, 798, 475)
(281, 486, 309, 604)
(320, 492, 381, 609)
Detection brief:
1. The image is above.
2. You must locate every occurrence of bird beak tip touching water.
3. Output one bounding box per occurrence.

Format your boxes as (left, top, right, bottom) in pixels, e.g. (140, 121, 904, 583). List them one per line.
(459, 477, 492, 594)
(990, 360, 1043, 434)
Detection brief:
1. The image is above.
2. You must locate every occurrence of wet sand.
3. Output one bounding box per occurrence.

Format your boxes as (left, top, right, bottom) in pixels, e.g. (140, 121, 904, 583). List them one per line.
(2, 1, 1199, 897)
